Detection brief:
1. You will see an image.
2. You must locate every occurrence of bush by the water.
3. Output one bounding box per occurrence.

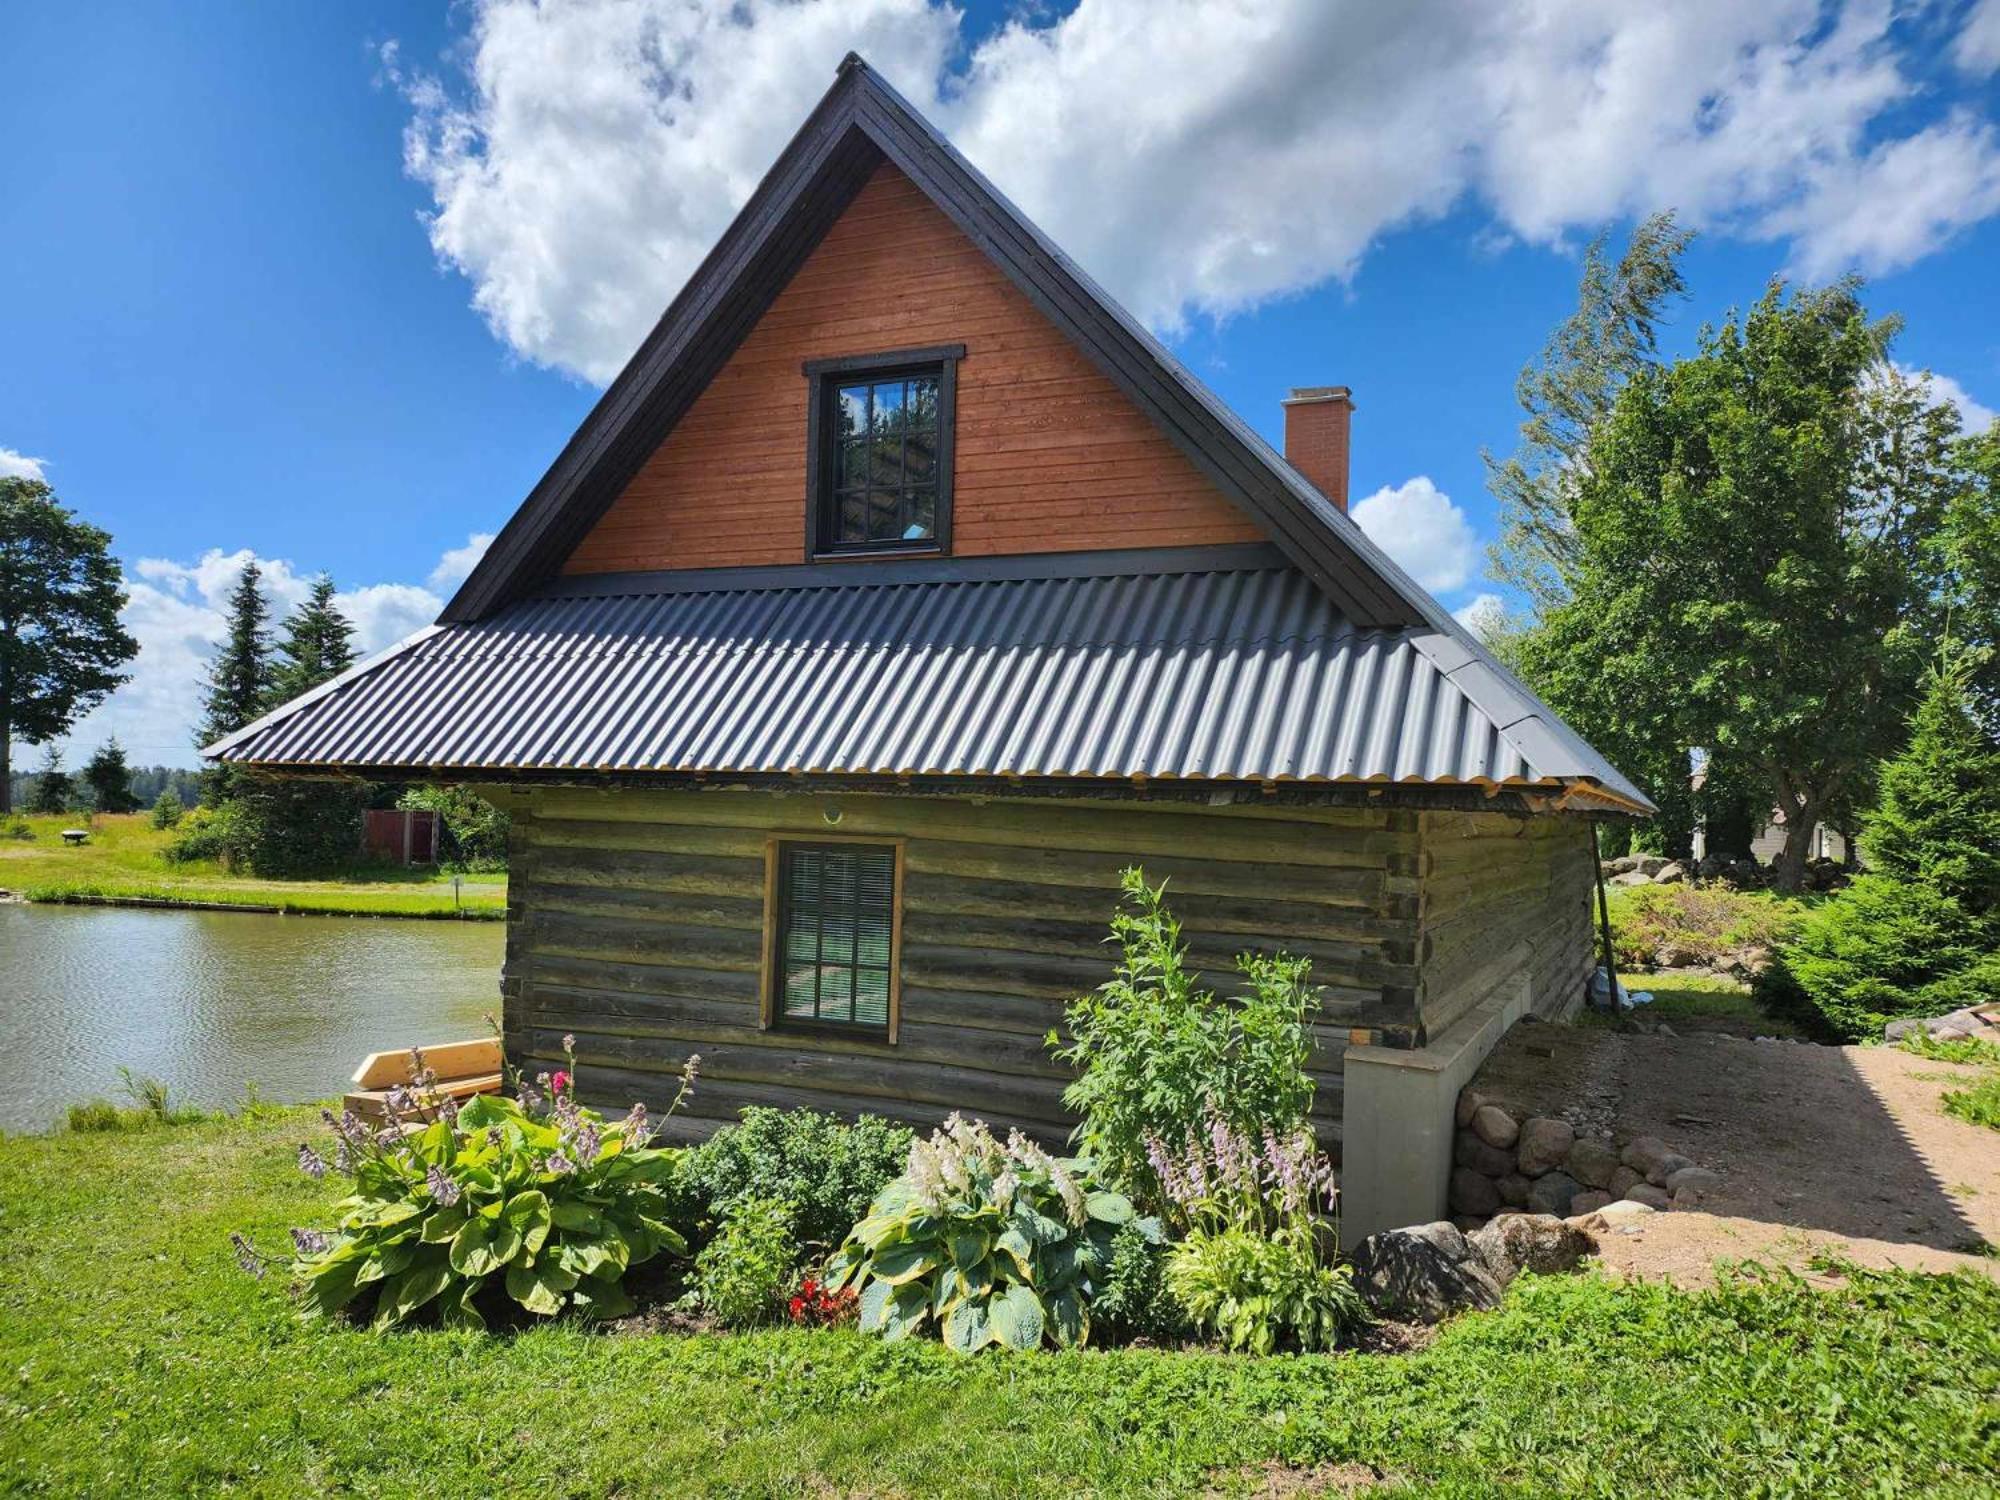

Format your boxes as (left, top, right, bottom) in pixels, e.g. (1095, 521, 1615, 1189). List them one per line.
(1762, 652, 2000, 1041)
(243, 1048, 694, 1328)
(163, 784, 366, 875)
(148, 789, 185, 829)
(1606, 882, 1804, 971)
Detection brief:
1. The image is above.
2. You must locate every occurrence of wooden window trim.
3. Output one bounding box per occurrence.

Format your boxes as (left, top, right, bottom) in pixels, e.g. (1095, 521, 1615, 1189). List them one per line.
(803, 345, 962, 561)
(759, 834, 905, 1045)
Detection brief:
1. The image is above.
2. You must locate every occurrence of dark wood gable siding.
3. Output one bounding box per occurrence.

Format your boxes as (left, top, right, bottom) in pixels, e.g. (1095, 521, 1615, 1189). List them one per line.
(497, 787, 1425, 1146)
(561, 164, 1265, 576)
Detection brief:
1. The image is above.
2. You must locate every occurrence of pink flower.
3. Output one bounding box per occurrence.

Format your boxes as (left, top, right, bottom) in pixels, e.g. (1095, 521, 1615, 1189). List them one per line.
(550, 1070, 570, 1094)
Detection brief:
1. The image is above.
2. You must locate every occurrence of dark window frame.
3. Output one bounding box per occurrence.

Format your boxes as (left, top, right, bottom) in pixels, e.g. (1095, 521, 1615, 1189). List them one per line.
(760, 835, 905, 1044)
(802, 345, 963, 560)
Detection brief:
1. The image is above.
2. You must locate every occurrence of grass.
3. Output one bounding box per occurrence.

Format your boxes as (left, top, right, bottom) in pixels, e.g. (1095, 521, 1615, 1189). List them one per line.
(0, 812, 505, 919)
(2, 1111, 1997, 1495)
(1579, 972, 1806, 1038)
(1900, 1031, 2000, 1133)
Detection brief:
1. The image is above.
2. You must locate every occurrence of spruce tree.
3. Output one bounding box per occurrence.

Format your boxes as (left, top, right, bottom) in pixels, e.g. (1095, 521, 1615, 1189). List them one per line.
(27, 742, 70, 814)
(269, 573, 357, 704)
(197, 560, 272, 801)
(1861, 648, 2000, 915)
(82, 738, 140, 814)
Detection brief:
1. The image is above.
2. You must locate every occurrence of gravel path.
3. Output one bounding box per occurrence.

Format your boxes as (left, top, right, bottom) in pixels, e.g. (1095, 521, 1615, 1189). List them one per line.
(1567, 1033, 1999, 1284)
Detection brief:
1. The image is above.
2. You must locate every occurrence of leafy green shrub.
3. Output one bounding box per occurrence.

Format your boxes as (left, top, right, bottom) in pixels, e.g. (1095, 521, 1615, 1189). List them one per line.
(1899, 1029, 2000, 1067)
(1147, 1111, 1359, 1352)
(1166, 1226, 1360, 1355)
(1090, 1221, 1188, 1343)
(398, 784, 511, 870)
(243, 1051, 692, 1329)
(1053, 869, 1319, 1206)
(693, 1194, 800, 1327)
(148, 790, 185, 830)
(680, 1106, 912, 1251)
(1759, 877, 1994, 1042)
(1606, 882, 1806, 970)
(825, 1115, 1153, 1352)
(3, 816, 32, 841)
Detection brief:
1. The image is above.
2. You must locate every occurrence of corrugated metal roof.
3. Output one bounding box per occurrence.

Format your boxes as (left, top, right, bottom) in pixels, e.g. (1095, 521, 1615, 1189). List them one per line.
(210, 554, 1649, 805)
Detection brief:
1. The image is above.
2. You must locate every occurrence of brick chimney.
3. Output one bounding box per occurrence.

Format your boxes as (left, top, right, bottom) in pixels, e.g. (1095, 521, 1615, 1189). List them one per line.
(1281, 386, 1353, 512)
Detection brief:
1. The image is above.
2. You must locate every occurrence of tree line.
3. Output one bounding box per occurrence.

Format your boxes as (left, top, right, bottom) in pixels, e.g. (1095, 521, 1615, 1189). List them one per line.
(11, 755, 202, 817)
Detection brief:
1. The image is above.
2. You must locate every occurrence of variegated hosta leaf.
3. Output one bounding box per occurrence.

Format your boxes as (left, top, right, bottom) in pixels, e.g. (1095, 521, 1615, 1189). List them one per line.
(1084, 1190, 1134, 1226)
(943, 1295, 993, 1353)
(994, 1227, 1036, 1280)
(871, 1243, 940, 1285)
(1045, 1287, 1084, 1348)
(988, 1283, 1046, 1351)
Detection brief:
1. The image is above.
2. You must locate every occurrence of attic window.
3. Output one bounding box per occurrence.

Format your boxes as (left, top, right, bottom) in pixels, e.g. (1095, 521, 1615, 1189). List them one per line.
(803, 345, 961, 557)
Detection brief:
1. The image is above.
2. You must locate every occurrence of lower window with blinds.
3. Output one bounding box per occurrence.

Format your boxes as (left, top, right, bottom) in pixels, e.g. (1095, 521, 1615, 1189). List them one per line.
(768, 840, 901, 1040)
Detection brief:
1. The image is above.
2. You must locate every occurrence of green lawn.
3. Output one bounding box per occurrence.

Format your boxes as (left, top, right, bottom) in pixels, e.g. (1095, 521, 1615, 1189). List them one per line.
(0, 813, 504, 919)
(1, 1111, 1995, 1496)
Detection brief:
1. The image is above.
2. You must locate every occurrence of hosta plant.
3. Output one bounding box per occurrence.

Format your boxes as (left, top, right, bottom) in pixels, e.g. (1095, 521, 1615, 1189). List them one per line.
(824, 1114, 1155, 1352)
(240, 1041, 697, 1329)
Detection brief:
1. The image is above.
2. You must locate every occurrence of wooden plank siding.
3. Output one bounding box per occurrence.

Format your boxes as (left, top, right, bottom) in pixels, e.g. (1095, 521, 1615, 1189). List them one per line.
(1414, 811, 1596, 1038)
(496, 786, 1599, 1152)
(560, 163, 1264, 575)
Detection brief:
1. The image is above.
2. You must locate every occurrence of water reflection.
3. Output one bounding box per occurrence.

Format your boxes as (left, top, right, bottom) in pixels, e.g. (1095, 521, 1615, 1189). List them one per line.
(0, 903, 503, 1132)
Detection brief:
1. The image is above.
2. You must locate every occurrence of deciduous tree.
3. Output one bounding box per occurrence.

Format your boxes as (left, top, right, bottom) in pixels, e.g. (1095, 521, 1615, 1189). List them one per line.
(0, 478, 138, 813)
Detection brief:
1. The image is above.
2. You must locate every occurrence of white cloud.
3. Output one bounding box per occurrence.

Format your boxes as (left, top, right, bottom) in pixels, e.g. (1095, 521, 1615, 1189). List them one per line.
(43, 540, 471, 769)
(1893, 362, 1998, 434)
(1453, 592, 1509, 643)
(427, 532, 496, 591)
(388, 0, 2000, 384)
(0, 447, 48, 481)
(1349, 476, 1479, 594)
(1958, 0, 2000, 76)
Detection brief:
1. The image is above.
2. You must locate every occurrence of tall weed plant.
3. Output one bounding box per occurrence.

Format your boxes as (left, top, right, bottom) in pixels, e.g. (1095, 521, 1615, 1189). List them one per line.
(1051, 869, 1319, 1206)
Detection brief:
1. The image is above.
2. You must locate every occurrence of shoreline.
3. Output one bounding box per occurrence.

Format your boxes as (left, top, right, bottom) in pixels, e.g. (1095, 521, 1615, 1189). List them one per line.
(2, 889, 505, 922)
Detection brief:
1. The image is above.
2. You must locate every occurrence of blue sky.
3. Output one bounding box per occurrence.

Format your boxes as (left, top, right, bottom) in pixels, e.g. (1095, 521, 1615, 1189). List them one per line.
(5, 1, 1998, 766)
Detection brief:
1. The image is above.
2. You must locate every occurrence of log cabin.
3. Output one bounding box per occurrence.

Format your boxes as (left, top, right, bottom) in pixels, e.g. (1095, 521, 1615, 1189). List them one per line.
(207, 55, 1651, 1238)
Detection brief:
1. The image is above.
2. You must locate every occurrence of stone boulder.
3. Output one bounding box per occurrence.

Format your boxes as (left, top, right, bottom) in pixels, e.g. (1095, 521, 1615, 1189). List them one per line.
(1571, 1198, 1657, 1232)
(1620, 1136, 1675, 1180)
(1467, 1212, 1593, 1290)
(1607, 1165, 1644, 1198)
(1495, 1172, 1533, 1208)
(1623, 1184, 1671, 1210)
(1646, 1153, 1694, 1188)
(1348, 1222, 1503, 1323)
(1566, 1137, 1621, 1189)
(1609, 870, 1653, 887)
(1470, 1104, 1520, 1150)
(1454, 1130, 1516, 1178)
(1449, 1167, 1501, 1217)
(1567, 1190, 1612, 1217)
(1516, 1117, 1577, 1177)
(1526, 1171, 1584, 1217)
(1653, 861, 1686, 885)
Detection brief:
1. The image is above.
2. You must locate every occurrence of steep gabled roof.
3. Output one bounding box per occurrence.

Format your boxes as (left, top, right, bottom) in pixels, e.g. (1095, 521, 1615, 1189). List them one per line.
(442, 54, 1431, 629)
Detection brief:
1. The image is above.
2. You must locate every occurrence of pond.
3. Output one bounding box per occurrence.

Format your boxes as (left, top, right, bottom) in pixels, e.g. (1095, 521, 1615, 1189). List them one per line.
(0, 903, 505, 1134)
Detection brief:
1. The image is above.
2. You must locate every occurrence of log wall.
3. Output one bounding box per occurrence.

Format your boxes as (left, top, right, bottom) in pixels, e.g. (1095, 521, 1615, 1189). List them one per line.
(495, 786, 1599, 1150)
(1415, 810, 1596, 1038)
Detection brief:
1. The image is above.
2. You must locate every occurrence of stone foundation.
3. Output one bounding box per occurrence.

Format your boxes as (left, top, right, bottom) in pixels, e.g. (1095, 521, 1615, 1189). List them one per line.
(1447, 1018, 1719, 1230)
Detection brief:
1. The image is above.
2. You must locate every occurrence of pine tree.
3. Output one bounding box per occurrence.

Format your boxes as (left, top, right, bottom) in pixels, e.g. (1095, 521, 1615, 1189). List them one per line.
(27, 742, 71, 814)
(1861, 648, 2000, 916)
(197, 560, 272, 801)
(268, 573, 357, 705)
(82, 738, 140, 814)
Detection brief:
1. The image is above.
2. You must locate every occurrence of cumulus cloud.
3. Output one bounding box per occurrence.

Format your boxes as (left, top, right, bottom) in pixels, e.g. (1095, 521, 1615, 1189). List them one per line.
(1958, 0, 2000, 76)
(387, 0, 2000, 384)
(1, 447, 48, 481)
(1348, 476, 1479, 595)
(427, 532, 496, 591)
(1453, 592, 1510, 644)
(1893, 363, 1998, 435)
(49, 541, 468, 768)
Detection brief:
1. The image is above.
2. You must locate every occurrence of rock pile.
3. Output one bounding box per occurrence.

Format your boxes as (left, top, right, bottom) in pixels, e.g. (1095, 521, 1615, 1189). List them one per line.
(1447, 1084, 1720, 1228)
(1600, 851, 1848, 892)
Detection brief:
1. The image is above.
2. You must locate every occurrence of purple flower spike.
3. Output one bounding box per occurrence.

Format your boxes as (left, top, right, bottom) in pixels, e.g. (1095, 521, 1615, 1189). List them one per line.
(425, 1165, 463, 1207)
(296, 1143, 327, 1181)
(229, 1231, 266, 1280)
(290, 1227, 330, 1257)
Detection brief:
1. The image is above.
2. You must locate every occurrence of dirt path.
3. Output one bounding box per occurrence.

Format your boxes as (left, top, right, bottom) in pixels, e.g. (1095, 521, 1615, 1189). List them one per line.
(1580, 1035, 1999, 1283)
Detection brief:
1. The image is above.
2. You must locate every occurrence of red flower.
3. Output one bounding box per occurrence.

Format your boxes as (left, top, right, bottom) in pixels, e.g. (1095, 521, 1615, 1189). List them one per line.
(550, 1070, 570, 1094)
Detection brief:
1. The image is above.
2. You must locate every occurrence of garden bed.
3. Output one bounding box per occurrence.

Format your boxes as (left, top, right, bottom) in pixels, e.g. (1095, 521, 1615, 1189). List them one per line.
(1, 1108, 1996, 1495)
